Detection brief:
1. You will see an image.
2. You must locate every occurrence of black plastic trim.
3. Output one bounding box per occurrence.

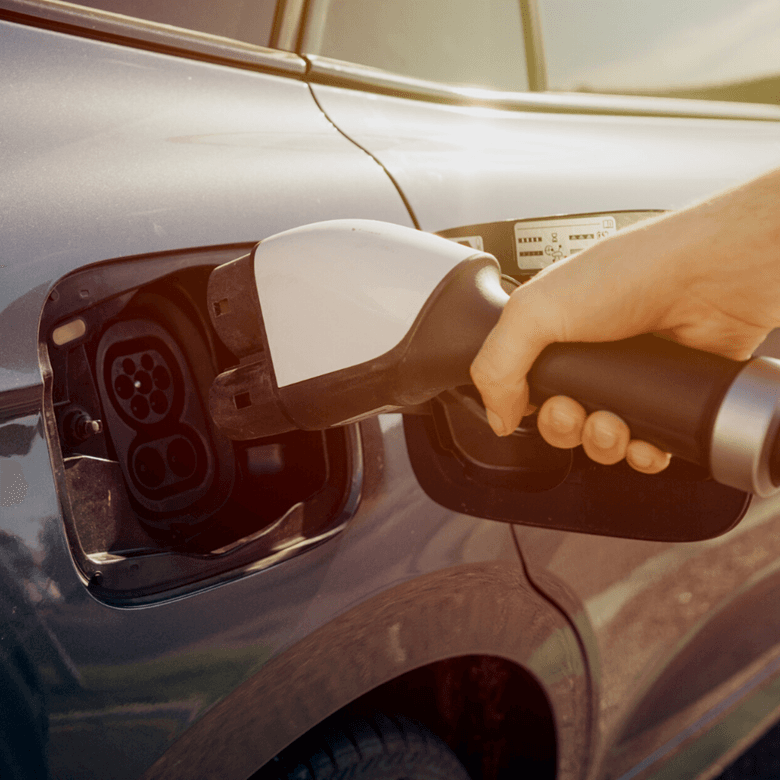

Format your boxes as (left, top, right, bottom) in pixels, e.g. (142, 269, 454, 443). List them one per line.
(404, 412, 750, 541)
(0, 383, 41, 422)
(45, 244, 256, 327)
(82, 424, 362, 606)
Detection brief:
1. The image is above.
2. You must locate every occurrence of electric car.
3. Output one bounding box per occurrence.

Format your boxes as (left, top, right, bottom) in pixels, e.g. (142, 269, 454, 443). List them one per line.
(3, 1, 780, 779)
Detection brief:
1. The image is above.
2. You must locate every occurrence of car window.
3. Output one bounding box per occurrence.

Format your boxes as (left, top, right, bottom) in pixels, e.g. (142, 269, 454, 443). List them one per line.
(72, 0, 277, 47)
(538, 0, 780, 105)
(303, 0, 529, 92)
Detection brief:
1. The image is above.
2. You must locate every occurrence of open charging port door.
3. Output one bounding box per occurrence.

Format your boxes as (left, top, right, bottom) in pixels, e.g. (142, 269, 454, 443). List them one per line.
(399, 212, 751, 541)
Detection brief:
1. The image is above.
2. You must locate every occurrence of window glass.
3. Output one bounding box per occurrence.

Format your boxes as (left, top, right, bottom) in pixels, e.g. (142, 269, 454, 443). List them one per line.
(304, 0, 529, 92)
(74, 0, 277, 47)
(538, 0, 780, 104)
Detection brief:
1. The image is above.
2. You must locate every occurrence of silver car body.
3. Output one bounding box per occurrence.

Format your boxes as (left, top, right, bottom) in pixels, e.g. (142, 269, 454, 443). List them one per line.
(3, 3, 780, 780)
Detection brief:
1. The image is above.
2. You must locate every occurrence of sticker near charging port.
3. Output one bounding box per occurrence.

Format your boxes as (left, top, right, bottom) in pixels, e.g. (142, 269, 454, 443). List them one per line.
(514, 216, 617, 271)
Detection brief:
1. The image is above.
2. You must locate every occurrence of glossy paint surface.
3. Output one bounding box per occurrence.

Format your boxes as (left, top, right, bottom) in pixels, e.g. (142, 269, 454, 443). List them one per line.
(0, 18, 586, 780)
(309, 82, 780, 779)
(0, 20, 412, 398)
(7, 9, 780, 780)
(141, 414, 590, 778)
(310, 83, 780, 233)
(34, 413, 545, 780)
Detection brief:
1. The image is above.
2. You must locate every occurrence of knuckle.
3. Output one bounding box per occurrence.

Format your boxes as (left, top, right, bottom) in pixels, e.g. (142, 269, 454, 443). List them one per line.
(469, 359, 488, 389)
(471, 348, 514, 389)
(583, 441, 623, 465)
(538, 397, 584, 448)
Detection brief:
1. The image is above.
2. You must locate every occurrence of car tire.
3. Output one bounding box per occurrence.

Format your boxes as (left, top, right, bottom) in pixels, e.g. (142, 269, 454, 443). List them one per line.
(270, 713, 472, 780)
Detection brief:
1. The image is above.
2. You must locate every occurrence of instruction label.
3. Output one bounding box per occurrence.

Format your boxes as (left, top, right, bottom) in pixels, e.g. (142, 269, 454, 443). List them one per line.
(514, 216, 616, 271)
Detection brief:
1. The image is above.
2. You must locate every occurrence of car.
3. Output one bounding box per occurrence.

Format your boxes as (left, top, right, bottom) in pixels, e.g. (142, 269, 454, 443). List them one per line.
(2, 1, 780, 779)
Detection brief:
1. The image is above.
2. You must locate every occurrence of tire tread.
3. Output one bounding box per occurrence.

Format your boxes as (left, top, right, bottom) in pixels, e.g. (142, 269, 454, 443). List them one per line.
(270, 714, 471, 780)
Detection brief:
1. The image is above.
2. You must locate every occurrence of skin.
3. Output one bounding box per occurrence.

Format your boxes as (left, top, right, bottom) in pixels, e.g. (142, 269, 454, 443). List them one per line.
(471, 168, 780, 473)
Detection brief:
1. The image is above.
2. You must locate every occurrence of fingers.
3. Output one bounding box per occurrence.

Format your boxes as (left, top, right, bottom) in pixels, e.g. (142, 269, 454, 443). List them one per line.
(536, 396, 586, 449)
(625, 440, 672, 474)
(537, 399, 628, 463)
(537, 397, 671, 473)
(581, 411, 631, 465)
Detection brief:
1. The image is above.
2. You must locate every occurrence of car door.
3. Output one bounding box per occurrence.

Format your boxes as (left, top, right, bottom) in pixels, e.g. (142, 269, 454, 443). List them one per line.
(0, 3, 591, 780)
(290, 1, 780, 778)
(4, 2, 780, 780)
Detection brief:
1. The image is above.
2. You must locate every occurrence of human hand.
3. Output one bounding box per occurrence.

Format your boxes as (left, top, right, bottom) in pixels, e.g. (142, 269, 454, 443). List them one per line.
(470, 168, 780, 472)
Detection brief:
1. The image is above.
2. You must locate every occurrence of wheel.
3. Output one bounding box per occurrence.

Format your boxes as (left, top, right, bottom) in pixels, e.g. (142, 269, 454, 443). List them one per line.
(267, 713, 472, 780)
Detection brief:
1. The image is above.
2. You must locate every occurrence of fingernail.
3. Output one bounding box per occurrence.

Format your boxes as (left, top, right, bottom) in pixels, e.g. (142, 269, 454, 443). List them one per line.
(592, 424, 617, 449)
(630, 451, 652, 469)
(486, 409, 507, 436)
(551, 408, 576, 433)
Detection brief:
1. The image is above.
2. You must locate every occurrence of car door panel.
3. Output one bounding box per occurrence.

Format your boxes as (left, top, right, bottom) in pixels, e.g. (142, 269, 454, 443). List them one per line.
(0, 19, 413, 392)
(309, 80, 780, 778)
(138, 422, 589, 780)
(6, 1, 780, 776)
(0, 17, 588, 780)
(308, 82, 780, 232)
